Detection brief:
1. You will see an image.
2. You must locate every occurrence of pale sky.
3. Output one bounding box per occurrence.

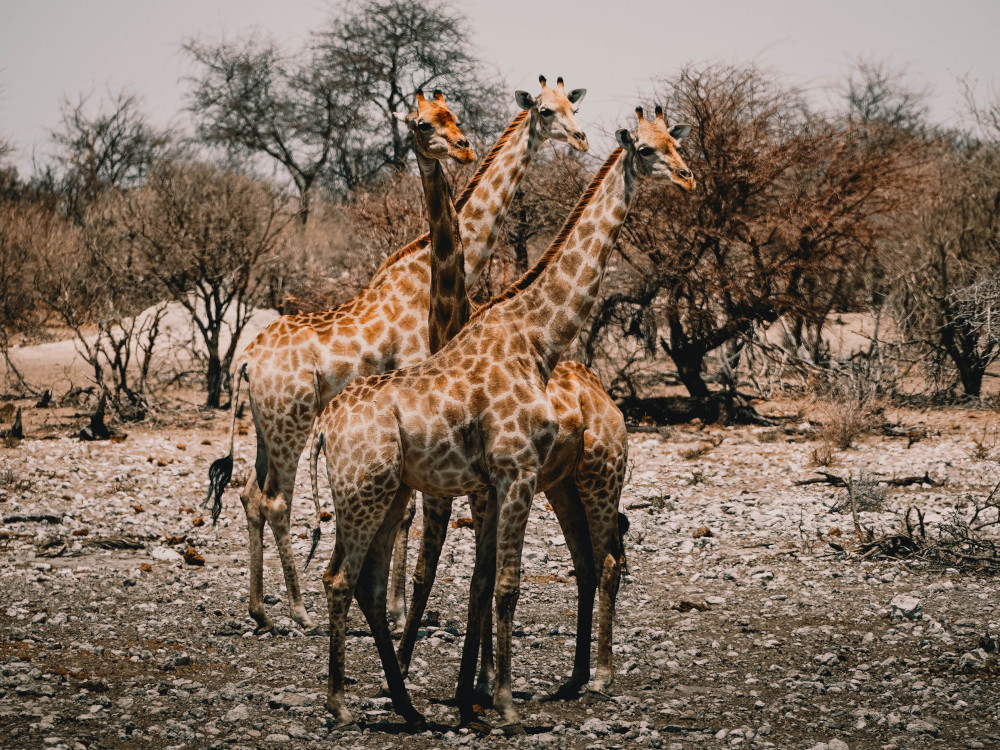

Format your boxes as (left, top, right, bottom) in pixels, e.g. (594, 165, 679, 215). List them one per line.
(2, 0, 999, 173)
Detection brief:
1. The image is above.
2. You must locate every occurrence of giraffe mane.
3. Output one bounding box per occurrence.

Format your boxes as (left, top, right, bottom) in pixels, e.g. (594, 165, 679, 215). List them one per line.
(469, 147, 625, 322)
(371, 110, 532, 279)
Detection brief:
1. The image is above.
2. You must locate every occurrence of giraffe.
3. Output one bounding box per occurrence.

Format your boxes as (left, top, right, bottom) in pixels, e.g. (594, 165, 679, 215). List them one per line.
(380, 88, 470, 629)
(223, 76, 589, 633)
(311, 106, 694, 733)
(389, 95, 630, 701)
(304, 86, 472, 568)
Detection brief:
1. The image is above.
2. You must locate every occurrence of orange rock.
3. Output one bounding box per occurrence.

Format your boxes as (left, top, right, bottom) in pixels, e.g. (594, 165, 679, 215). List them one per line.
(183, 547, 205, 566)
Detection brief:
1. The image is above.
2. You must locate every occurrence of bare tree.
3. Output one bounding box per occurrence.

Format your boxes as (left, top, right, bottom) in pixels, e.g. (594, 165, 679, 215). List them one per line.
(29, 195, 166, 418)
(313, 0, 506, 173)
(843, 59, 929, 132)
(185, 35, 361, 224)
(894, 132, 1000, 396)
(123, 161, 290, 407)
(49, 91, 170, 224)
(185, 0, 506, 215)
(578, 62, 924, 411)
(0, 201, 44, 392)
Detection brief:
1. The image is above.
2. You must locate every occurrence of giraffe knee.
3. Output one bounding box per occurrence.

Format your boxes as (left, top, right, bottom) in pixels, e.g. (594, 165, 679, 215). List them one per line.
(494, 582, 519, 616)
(264, 495, 288, 517)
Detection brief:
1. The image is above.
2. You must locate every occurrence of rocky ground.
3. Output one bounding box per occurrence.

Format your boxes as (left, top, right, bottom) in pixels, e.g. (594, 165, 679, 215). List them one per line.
(2, 400, 1000, 750)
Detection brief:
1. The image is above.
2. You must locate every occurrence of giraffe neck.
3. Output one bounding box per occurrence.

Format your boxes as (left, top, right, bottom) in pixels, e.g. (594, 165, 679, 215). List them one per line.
(416, 150, 468, 354)
(507, 148, 639, 377)
(457, 110, 543, 286)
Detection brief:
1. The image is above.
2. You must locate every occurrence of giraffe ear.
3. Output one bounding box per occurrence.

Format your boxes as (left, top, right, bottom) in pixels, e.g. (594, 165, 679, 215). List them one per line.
(615, 128, 634, 149)
(393, 111, 418, 127)
(514, 90, 535, 110)
(567, 88, 587, 104)
(669, 124, 691, 143)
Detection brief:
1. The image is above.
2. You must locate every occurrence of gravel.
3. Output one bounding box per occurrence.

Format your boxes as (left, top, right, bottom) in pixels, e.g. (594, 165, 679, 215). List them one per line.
(2, 404, 1000, 749)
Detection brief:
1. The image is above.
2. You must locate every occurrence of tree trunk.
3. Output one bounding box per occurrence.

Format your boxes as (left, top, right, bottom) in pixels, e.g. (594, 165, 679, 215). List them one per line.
(671, 348, 711, 399)
(513, 238, 529, 275)
(956, 360, 985, 398)
(297, 183, 311, 227)
(206, 352, 223, 409)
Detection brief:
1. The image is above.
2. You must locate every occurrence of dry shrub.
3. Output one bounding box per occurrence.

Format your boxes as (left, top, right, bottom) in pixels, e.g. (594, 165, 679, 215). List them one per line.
(815, 366, 888, 450)
(0, 462, 32, 492)
(810, 442, 838, 467)
(830, 471, 889, 513)
(970, 425, 999, 462)
(277, 174, 425, 314)
(680, 443, 713, 460)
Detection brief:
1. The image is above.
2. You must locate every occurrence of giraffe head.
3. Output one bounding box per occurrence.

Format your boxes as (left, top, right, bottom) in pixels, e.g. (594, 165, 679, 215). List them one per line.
(514, 75, 589, 153)
(397, 90, 476, 164)
(616, 106, 695, 192)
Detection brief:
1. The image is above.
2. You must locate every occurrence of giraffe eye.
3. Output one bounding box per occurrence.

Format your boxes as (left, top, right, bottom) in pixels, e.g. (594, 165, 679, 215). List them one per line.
(417, 121, 433, 131)
(539, 108, 554, 118)
(638, 146, 655, 157)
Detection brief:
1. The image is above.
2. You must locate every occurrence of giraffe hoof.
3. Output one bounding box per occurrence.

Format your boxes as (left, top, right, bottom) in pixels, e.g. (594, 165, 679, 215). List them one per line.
(581, 688, 611, 704)
(250, 613, 273, 634)
(541, 681, 584, 702)
(304, 625, 328, 637)
(461, 717, 492, 735)
(500, 722, 527, 737)
(403, 711, 427, 732)
(332, 720, 361, 733)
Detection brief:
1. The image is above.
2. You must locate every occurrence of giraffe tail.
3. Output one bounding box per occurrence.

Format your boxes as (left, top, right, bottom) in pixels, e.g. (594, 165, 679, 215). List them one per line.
(303, 431, 326, 572)
(206, 362, 248, 526)
(617, 511, 631, 579)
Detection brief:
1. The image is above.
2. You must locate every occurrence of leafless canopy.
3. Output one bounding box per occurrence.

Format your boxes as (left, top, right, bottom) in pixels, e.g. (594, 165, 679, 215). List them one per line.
(185, 0, 505, 222)
(48, 91, 171, 225)
(579, 62, 925, 401)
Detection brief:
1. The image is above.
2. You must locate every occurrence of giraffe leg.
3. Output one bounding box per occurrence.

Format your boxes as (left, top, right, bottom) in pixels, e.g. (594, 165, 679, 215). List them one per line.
(456, 491, 497, 728)
(396, 494, 452, 676)
(387, 493, 416, 633)
(581, 494, 624, 697)
(322, 434, 405, 731)
(590, 547, 622, 696)
(263, 477, 314, 630)
(468, 490, 496, 698)
(477, 605, 495, 697)
(543, 482, 597, 700)
(576, 433, 628, 698)
(492, 473, 538, 735)
(354, 487, 426, 730)
(239, 470, 272, 633)
(322, 540, 358, 730)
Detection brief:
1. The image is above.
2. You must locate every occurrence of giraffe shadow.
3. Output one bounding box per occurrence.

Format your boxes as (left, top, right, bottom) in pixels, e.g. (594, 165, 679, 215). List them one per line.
(426, 689, 533, 708)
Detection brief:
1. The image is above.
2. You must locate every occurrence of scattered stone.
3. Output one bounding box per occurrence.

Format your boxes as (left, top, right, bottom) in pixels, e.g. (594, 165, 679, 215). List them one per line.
(151, 547, 182, 563)
(906, 720, 939, 736)
(222, 705, 250, 723)
(889, 595, 922, 621)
